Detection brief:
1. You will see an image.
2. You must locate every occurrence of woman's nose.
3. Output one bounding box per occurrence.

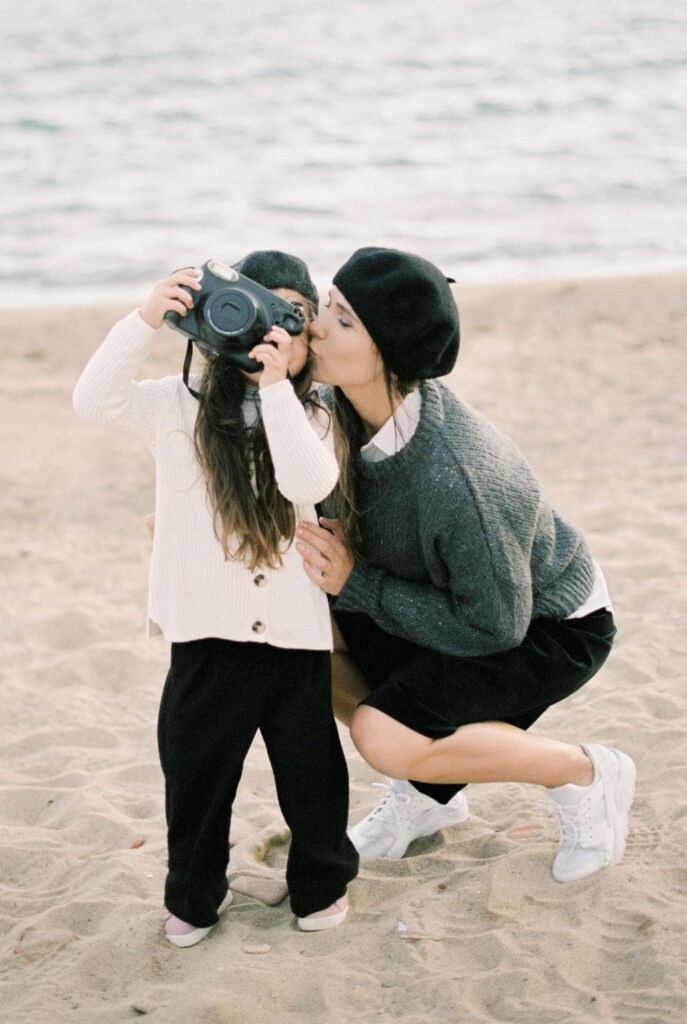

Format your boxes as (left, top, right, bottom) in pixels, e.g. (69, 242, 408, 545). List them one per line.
(310, 315, 326, 339)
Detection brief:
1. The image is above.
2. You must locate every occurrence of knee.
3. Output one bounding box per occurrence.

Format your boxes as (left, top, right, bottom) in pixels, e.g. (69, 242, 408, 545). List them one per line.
(350, 706, 414, 777)
(350, 706, 387, 771)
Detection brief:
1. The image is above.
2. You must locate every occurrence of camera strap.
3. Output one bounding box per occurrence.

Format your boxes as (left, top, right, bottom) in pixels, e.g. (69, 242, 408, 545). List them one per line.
(182, 339, 200, 399)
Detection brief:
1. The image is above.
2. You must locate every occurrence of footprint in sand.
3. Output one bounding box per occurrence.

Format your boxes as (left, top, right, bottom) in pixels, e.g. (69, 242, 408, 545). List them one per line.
(29, 609, 105, 650)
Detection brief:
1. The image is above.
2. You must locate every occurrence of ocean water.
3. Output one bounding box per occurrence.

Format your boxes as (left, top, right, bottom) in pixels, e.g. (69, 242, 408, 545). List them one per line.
(2, 0, 686, 305)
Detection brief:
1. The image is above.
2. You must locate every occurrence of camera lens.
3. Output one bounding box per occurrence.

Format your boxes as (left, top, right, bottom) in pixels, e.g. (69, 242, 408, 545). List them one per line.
(205, 288, 258, 337)
(283, 310, 304, 334)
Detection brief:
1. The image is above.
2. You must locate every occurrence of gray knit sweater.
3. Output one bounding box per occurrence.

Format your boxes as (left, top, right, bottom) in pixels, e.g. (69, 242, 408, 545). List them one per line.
(329, 380, 596, 658)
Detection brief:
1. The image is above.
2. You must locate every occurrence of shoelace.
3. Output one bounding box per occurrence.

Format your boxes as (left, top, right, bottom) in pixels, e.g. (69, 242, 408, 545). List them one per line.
(363, 782, 411, 831)
(553, 800, 596, 848)
(531, 796, 588, 850)
(554, 804, 582, 847)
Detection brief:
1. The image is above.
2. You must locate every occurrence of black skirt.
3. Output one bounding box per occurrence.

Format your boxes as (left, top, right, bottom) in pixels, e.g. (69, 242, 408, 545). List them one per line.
(334, 607, 616, 803)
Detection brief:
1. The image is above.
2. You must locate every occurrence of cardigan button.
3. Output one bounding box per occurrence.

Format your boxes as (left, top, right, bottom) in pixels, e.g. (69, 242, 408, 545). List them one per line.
(252, 621, 266, 634)
(253, 574, 267, 587)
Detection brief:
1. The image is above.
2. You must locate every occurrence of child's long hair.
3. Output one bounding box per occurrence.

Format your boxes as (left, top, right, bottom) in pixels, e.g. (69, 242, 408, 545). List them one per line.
(194, 349, 326, 571)
(329, 367, 418, 559)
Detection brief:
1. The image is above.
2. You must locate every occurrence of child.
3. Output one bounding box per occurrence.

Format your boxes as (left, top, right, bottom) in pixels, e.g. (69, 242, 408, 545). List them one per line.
(73, 251, 358, 946)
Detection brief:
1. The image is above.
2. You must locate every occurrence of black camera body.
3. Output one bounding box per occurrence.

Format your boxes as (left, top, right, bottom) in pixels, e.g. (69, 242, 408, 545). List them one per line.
(164, 259, 305, 372)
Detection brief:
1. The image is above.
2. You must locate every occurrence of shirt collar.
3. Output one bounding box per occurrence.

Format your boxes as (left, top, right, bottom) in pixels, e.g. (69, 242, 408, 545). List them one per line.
(360, 389, 422, 462)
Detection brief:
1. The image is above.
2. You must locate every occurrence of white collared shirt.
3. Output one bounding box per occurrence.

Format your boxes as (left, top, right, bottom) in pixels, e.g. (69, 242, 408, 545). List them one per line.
(359, 389, 611, 617)
(360, 389, 422, 462)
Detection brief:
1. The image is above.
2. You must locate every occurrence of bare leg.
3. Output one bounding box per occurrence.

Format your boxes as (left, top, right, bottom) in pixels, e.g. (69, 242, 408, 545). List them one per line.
(331, 618, 370, 727)
(350, 706, 594, 789)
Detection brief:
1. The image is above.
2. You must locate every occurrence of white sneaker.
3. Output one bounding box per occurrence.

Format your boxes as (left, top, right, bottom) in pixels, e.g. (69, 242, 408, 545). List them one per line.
(550, 743, 636, 883)
(348, 778, 469, 861)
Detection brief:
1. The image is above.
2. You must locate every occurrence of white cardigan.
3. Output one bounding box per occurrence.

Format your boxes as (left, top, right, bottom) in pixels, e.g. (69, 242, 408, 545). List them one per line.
(73, 310, 336, 650)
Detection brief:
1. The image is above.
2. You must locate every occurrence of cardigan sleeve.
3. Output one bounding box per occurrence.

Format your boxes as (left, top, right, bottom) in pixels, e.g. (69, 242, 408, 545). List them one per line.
(259, 380, 339, 505)
(72, 309, 175, 446)
(334, 478, 534, 658)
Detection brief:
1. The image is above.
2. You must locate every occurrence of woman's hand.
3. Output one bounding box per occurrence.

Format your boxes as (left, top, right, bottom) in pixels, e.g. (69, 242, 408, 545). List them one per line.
(140, 268, 202, 329)
(296, 517, 355, 595)
(248, 326, 293, 389)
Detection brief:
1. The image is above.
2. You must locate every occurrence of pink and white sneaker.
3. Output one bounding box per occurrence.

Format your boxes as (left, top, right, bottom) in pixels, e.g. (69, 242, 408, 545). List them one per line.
(163, 892, 233, 948)
(297, 894, 349, 932)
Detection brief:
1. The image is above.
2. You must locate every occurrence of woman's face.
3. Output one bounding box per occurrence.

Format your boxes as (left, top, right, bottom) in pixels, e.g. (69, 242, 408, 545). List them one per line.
(309, 286, 383, 388)
(271, 287, 312, 377)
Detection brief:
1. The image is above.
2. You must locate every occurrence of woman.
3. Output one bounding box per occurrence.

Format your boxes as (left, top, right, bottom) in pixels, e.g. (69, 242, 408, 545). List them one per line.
(295, 246, 635, 883)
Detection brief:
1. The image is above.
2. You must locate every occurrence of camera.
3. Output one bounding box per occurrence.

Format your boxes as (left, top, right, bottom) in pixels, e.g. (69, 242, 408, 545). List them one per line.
(164, 259, 306, 372)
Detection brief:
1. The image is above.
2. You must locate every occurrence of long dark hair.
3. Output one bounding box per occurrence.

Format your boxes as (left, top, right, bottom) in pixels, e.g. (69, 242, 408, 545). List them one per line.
(330, 368, 418, 558)
(193, 332, 327, 571)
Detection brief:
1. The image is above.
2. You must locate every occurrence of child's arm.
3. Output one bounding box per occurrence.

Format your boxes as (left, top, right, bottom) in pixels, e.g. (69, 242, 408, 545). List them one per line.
(253, 330, 339, 505)
(73, 269, 201, 443)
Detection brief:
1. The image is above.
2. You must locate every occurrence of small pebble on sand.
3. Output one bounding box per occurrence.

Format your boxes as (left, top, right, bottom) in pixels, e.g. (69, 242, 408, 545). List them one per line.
(507, 823, 544, 839)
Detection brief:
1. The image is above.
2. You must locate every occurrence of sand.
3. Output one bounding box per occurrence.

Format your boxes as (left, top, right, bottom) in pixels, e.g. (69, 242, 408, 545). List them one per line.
(1, 272, 686, 1024)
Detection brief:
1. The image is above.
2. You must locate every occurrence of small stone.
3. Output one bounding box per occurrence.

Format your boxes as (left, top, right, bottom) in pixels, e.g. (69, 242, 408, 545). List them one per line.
(437, 882, 448, 890)
(243, 944, 271, 955)
(129, 837, 145, 849)
(507, 823, 544, 839)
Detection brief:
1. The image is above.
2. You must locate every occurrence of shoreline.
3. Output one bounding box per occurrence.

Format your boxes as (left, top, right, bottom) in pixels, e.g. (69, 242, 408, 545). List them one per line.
(2, 261, 686, 314)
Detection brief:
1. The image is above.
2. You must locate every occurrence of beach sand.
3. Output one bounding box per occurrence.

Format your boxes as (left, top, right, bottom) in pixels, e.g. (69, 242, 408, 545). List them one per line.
(1, 272, 686, 1023)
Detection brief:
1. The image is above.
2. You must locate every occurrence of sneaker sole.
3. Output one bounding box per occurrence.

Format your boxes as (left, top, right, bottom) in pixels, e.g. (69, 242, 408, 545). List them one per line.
(608, 748, 636, 867)
(393, 799, 470, 857)
(298, 906, 348, 932)
(166, 924, 214, 948)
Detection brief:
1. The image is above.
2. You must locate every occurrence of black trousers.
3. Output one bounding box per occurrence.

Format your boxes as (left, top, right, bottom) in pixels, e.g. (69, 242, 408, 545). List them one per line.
(157, 638, 359, 926)
(334, 608, 617, 805)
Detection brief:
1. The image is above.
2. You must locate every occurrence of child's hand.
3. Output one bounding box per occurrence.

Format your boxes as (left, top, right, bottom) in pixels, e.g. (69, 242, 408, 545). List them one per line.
(140, 268, 202, 329)
(249, 326, 293, 389)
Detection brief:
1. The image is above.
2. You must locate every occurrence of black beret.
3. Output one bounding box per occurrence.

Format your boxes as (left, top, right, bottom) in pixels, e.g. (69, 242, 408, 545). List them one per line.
(332, 247, 459, 380)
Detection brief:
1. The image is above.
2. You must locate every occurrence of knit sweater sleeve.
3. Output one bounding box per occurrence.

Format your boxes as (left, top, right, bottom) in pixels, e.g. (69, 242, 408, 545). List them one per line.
(334, 476, 533, 658)
(259, 380, 339, 504)
(72, 309, 174, 445)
